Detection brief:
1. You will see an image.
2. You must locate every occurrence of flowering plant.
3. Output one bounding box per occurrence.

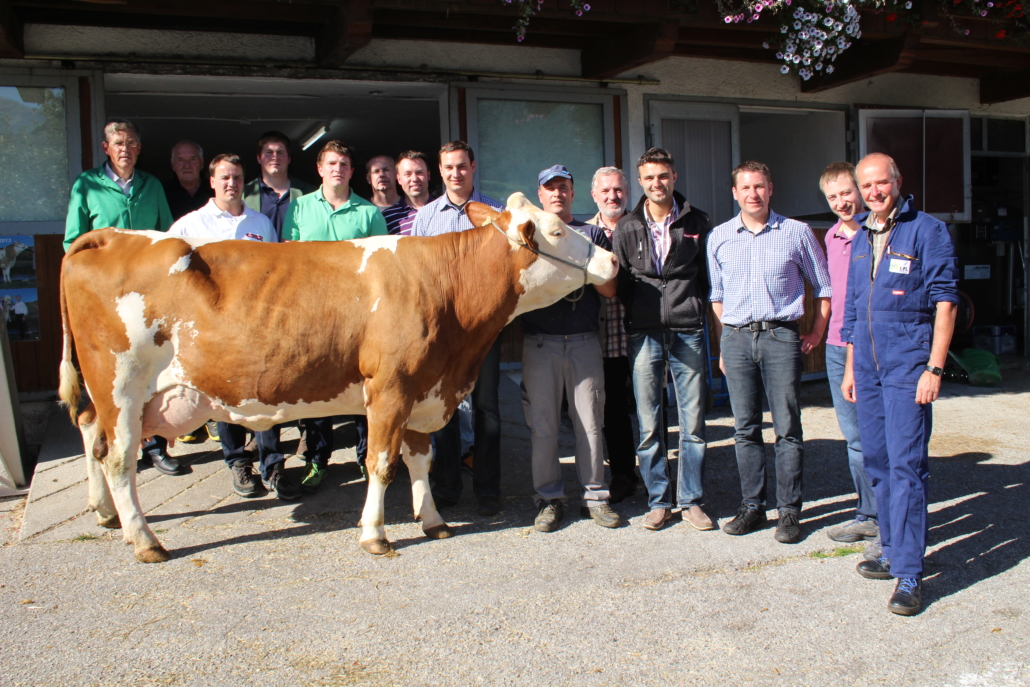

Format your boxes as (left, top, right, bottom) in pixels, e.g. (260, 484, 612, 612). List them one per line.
(715, 0, 1027, 79)
(504, 0, 591, 42)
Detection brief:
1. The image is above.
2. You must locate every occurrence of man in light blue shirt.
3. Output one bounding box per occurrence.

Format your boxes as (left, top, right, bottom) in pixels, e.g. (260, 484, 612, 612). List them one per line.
(410, 141, 505, 517)
(708, 160, 831, 544)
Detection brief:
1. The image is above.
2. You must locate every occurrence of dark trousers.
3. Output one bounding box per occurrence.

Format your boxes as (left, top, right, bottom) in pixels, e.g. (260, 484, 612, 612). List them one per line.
(142, 435, 168, 455)
(217, 422, 284, 480)
(302, 416, 367, 467)
(431, 336, 502, 501)
(720, 324, 804, 513)
(602, 355, 637, 482)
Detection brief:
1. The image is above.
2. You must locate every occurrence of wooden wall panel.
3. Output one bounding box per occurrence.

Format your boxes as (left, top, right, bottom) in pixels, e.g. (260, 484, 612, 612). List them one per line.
(10, 234, 64, 394)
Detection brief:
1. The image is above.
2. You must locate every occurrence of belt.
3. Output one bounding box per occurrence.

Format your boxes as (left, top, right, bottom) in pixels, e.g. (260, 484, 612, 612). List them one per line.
(728, 320, 799, 332)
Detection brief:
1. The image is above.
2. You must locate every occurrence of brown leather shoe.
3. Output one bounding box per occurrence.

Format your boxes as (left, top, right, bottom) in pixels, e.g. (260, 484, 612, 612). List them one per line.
(681, 505, 716, 531)
(642, 508, 672, 531)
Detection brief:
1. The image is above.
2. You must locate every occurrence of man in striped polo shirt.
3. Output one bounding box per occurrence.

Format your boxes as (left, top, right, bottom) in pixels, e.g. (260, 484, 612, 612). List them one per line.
(381, 151, 435, 236)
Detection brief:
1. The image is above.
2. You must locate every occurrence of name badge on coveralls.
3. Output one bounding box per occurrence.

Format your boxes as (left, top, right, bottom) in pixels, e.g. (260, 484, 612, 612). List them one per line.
(889, 258, 911, 275)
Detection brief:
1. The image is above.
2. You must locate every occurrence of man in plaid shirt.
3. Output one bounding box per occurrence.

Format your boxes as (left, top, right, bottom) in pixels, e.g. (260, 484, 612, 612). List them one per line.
(589, 166, 637, 504)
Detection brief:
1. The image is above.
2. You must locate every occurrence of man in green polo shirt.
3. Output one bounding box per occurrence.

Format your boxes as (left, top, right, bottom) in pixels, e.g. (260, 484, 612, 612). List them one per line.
(281, 140, 387, 241)
(64, 118, 174, 252)
(282, 140, 385, 491)
(63, 118, 181, 477)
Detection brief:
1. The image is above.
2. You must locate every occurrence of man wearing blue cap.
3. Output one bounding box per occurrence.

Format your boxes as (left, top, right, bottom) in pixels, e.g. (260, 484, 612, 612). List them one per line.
(523, 165, 620, 532)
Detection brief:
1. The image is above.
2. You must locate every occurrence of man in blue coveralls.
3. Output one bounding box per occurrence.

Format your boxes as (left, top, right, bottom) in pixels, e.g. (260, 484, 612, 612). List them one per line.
(841, 153, 958, 616)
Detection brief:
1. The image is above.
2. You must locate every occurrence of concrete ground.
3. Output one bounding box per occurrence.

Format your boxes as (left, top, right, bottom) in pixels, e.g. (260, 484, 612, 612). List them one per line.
(0, 364, 1027, 687)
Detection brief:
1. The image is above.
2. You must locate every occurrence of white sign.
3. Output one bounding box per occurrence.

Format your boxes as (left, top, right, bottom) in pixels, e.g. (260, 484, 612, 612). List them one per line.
(964, 264, 991, 280)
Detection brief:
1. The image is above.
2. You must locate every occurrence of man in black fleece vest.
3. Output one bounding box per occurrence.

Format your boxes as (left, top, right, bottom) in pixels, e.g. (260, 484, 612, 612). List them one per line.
(612, 148, 715, 532)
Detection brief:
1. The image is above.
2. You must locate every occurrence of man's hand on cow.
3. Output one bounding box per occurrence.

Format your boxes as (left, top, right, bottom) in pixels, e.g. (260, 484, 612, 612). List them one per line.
(915, 370, 942, 405)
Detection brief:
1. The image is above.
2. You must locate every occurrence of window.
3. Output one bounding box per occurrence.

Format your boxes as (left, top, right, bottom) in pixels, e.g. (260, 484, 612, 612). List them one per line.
(858, 109, 971, 222)
(464, 88, 620, 218)
(0, 75, 82, 236)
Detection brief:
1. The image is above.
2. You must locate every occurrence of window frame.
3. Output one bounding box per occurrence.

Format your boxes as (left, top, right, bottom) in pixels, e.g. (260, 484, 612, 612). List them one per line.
(858, 108, 972, 223)
(0, 74, 84, 236)
(460, 85, 621, 219)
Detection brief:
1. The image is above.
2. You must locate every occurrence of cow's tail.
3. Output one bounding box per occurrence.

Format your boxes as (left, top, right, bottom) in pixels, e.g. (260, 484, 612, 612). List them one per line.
(57, 270, 82, 426)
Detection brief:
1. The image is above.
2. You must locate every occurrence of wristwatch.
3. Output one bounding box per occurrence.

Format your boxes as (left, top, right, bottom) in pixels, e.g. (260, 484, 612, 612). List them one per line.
(924, 365, 944, 377)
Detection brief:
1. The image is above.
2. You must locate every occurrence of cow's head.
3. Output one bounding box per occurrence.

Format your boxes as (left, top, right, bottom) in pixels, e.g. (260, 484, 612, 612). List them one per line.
(467, 192, 619, 316)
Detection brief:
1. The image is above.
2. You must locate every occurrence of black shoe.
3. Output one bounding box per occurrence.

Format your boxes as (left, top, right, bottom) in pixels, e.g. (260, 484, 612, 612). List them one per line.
(230, 460, 263, 498)
(261, 464, 301, 501)
(857, 557, 892, 580)
(478, 495, 501, 517)
(534, 500, 564, 532)
(580, 504, 620, 528)
(888, 577, 922, 616)
(608, 475, 638, 505)
(433, 494, 458, 509)
(722, 503, 767, 535)
(145, 449, 184, 476)
(774, 510, 801, 543)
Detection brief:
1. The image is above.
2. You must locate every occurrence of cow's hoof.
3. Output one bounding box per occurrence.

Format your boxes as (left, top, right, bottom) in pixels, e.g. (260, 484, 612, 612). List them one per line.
(359, 539, 392, 555)
(135, 545, 170, 563)
(423, 523, 454, 539)
(97, 513, 121, 529)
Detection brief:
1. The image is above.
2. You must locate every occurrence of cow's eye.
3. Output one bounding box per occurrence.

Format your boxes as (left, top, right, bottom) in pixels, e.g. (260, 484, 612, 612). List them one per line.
(551, 230, 564, 238)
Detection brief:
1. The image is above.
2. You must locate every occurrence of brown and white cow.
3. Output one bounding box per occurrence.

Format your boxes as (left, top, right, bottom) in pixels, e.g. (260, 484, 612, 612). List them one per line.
(58, 192, 618, 562)
(1, 241, 29, 283)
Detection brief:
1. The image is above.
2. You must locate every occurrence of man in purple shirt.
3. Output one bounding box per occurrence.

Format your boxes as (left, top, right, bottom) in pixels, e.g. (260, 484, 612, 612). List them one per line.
(820, 162, 880, 556)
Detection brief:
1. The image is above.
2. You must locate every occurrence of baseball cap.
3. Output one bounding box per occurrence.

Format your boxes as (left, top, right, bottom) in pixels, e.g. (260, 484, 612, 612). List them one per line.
(538, 165, 573, 186)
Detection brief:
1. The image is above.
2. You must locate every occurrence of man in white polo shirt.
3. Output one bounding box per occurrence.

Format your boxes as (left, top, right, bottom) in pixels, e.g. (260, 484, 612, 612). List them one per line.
(168, 153, 299, 501)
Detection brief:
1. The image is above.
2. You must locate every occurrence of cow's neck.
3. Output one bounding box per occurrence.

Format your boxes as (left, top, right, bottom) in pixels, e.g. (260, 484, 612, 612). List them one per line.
(448, 225, 526, 338)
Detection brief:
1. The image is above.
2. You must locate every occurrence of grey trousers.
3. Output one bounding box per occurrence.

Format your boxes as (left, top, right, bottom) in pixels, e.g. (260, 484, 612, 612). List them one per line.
(522, 333, 610, 507)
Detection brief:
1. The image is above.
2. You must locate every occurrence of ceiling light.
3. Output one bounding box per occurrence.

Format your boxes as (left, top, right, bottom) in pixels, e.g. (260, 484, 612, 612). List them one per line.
(301, 122, 331, 151)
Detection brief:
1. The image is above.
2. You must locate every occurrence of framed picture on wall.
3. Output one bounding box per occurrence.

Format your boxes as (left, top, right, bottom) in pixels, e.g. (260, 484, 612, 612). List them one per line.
(1, 236, 39, 342)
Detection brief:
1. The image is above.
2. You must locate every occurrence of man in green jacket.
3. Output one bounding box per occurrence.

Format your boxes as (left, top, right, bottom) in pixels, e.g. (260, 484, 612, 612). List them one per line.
(63, 118, 182, 477)
(64, 118, 174, 252)
(282, 140, 386, 491)
(243, 130, 316, 241)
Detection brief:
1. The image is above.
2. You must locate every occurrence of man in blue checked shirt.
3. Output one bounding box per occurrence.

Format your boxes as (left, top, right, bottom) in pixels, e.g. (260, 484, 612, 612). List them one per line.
(708, 161, 832, 544)
(411, 141, 505, 517)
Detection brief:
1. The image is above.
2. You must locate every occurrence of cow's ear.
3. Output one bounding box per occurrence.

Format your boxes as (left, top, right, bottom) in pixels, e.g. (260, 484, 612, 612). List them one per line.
(466, 202, 502, 228)
(516, 219, 538, 252)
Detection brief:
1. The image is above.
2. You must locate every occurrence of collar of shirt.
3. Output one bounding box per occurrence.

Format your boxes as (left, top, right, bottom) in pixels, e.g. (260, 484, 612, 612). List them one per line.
(438, 189, 486, 214)
(201, 198, 248, 222)
(643, 198, 680, 229)
(729, 209, 783, 235)
(316, 187, 361, 214)
(830, 220, 857, 245)
(104, 162, 134, 196)
(260, 179, 290, 202)
(865, 205, 898, 233)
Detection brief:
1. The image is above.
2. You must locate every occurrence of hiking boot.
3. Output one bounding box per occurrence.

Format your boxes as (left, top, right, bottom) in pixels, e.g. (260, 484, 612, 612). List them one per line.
(205, 420, 221, 442)
(301, 462, 328, 494)
(775, 510, 802, 543)
(827, 517, 879, 543)
(681, 505, 716, 531)
(888, 577, 922, 616)
(178, 427, 204, 444)
(857, 556, 892, 580)
(864, 535, 883, 561)
(262, 464, 301, 501)
(478, 495, 501, 517)
(534, 499, 564, 532)
(580, 504, 620, 528)
(722, 503, 767, 535)
(230, 461, 262, 498)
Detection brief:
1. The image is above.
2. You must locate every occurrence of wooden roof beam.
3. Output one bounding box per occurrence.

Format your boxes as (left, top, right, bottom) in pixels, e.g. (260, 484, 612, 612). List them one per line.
(980, 68, 1030, 105)
(581, 20, 678, 80)
(801, 32, 920, 94)
(0, 1, 23, 58)
(319, 0, 372, 66)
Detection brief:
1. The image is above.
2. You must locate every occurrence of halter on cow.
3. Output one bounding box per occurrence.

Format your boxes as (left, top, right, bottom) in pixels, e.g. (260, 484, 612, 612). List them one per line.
(58, 193, 619, 562)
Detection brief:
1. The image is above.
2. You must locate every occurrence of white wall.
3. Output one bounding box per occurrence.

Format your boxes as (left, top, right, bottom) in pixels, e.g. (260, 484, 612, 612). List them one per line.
(347, 39, 582, 78)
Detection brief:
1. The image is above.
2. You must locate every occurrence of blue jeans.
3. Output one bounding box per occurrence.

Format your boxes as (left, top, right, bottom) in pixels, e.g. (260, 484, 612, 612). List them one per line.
(720, 324, 803, 513)
(825, 344, 877, 521)
(628, 330, 707, 510)
(302, 416, 367, 467)
(217, 422, 284, 481)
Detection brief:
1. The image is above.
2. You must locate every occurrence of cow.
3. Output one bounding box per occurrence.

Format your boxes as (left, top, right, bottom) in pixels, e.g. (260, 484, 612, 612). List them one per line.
(58, 192, 619, 563)
(1, 241, 29, 283)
